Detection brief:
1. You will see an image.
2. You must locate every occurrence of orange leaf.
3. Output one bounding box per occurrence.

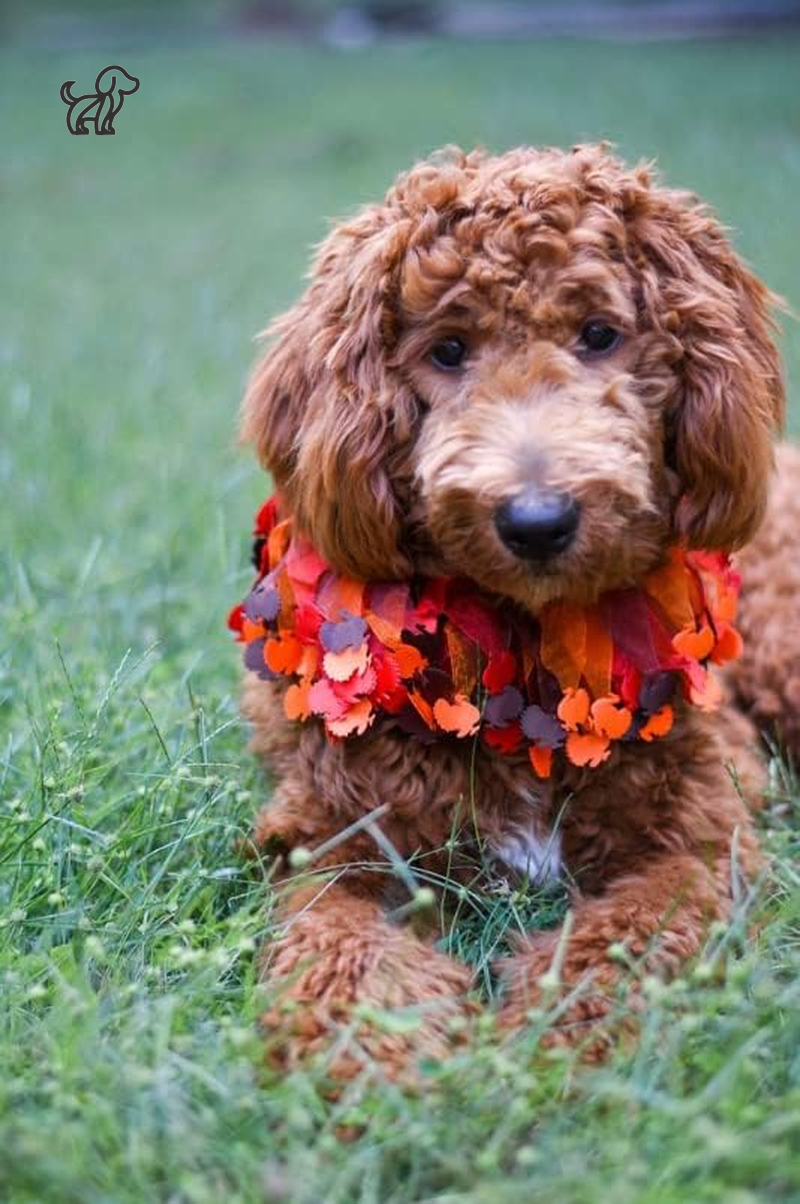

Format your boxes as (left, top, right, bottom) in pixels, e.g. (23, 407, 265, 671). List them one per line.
(711, 623, 743, 665)
(284, 679, 312, 722)
(276, 570, 296, 629)
(557, 687, 590, 731)
(241, 618, 264, 643)
(539, 600, 587, 690)
(643, 549, 696, 629)
(394, 643, 426, 679)
(267, 519, 292, 569)
(688, 669, 723, 712)
(640, 704, 674, 741)
(297, 644, 320, 678)
(583, 610, 613, 699)
(446, 626, 479, 698)
(327, 698, 374, 737)
(528, 745, 553, 778)
(323, 644, 370, 682)
(672, 624, 715, 661)
(590, 695, 632, 740)
(365, 610, 402, 648)
(433, 695, 481, 738)
(265, 634, 302, 675)
(327, 575, 364, 619)
(565, 730, 611, 768)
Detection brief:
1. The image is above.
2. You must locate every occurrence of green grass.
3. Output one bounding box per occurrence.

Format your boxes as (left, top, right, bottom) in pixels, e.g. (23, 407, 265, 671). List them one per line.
(2, 35, 800, 1203)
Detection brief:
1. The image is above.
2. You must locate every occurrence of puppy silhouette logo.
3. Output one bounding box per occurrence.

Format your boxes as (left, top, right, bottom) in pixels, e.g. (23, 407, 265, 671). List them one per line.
(60, 65, 140, 135)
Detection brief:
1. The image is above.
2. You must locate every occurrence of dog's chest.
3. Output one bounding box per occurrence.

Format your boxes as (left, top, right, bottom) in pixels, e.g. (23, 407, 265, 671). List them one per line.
(481, 776, 562, 886)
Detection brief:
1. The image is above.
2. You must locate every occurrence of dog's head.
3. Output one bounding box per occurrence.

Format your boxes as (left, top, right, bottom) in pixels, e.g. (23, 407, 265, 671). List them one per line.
(242, 144, 784, 611)
(96, 66, 140, 97)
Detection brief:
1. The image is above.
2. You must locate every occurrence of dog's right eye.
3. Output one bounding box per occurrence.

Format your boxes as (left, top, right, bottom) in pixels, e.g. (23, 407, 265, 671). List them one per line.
(430, 336, 467, 371)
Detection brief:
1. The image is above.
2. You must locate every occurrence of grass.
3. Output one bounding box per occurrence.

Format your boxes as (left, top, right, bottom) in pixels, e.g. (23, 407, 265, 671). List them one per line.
(2, 33, 800, 1203)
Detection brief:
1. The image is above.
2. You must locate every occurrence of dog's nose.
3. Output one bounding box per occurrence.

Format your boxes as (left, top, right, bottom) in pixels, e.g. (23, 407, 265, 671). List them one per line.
(494, 491, 580, 560)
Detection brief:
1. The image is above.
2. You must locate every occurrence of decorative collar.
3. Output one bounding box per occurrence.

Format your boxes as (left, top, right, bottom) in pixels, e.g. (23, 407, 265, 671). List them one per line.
(229, 496, 742, 778)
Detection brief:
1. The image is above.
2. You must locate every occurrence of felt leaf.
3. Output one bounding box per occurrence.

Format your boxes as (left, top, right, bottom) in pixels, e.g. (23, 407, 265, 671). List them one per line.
(244, 581, 281, 624)
(308, 678, 348, 721)
(639, 671, 677, 715)
(276, 570, 297, 628)
(265, 635, 302, 675)
(590, 695, 632, 740)
(297, 645, 320, 679)
(445, 587, 507, 656)
(557, 687, 590, 731)
(528, 745, 553, 778)
(368, 583, 410, 633)
(482, 650, 517, 695)
(639, 704, 674, 742)
(643, 549, 696, 630)
(326, 575, 365, 620)
(241, 618, 265, 644)
(407, 689, 435, 729)
(433, 695, 481, 738)
(327, 698, 374, 738)
(711, 623, 743, 665)
(598, 589, 661, 674)
(566, 730, 611, 768)
(583, 611, 613, 699)
(446, 626, 479, 698)
(688, 668, 723, 712)
(373, 652, 402, 702)
(519, 705, 566, 748)
(294, 603, 324, 644)
(539, 601, 587, 690)
(482, 723, 523, 753)
(320, 615, 368, 653)
(673, 623, 715, 661)
(365, 610, 404, 648)
(484, 686, 524, 728)
(284, 679, 312, 722)
(243, 638, 276, 681)
(330, 665, 377, 706)
(267, 519, 292, 569)
(394, 643, 426, 679)
(253, 496, 280, 538)
(323, 644, 370, 682)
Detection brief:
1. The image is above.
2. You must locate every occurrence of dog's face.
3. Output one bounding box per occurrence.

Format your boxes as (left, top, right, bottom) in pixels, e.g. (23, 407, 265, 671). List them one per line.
(243, 145, 784, 611)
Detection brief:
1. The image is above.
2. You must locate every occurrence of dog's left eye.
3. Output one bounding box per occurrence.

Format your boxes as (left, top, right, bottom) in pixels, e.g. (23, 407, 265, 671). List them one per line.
(578, 322, 622, 356)
(430, 336, 467, 371)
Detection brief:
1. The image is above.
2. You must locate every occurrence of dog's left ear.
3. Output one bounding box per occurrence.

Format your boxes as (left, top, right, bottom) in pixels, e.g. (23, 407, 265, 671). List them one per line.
(633, 183, 785, 551)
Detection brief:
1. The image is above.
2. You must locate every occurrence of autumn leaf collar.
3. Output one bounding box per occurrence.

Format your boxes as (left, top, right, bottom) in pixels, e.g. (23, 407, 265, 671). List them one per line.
(228, 495, 743, 778)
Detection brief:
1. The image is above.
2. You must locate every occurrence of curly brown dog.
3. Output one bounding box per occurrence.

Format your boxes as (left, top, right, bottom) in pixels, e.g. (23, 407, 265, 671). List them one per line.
(234, 144, 799, 1080)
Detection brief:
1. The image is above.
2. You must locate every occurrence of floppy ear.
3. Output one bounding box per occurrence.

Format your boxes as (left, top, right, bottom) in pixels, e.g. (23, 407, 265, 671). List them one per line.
(633, 183, 785, 551)
(240, 206, 418, 579)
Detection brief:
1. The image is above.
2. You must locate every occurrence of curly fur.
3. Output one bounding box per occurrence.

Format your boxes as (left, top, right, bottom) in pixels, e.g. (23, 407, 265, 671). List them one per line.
(237, 143, 795, 1080)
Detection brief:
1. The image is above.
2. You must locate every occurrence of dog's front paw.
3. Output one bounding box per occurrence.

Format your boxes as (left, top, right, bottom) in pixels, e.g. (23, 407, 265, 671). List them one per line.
(494, 927, 633, 1059)
(261, 925, 480, 1084)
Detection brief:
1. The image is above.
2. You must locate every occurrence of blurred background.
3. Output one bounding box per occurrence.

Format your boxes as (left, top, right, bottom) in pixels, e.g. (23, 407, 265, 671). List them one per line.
(1, 9, 799, 1194)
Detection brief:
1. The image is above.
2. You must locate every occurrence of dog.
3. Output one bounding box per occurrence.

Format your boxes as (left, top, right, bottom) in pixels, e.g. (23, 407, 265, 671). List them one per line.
(60, 66, 140, 135)
(232, 144, 799, 1079)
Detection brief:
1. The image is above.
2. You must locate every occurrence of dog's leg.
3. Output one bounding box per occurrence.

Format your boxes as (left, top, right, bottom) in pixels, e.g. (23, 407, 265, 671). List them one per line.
(253, 805, 476, 1082)
(496, 743, 762, 1054)
(497, 849, 730, 1053)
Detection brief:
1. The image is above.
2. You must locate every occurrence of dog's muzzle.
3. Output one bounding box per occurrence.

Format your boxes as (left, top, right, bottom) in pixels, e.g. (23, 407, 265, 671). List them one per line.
(494, 491, 580, 561)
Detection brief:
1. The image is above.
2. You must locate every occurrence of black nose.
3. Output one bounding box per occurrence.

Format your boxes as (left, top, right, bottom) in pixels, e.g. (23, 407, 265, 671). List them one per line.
(494, 492, 580, 561)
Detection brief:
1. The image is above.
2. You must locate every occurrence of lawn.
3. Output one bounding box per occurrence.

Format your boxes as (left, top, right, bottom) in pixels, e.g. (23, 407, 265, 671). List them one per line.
(1, 34, 799, 1203)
